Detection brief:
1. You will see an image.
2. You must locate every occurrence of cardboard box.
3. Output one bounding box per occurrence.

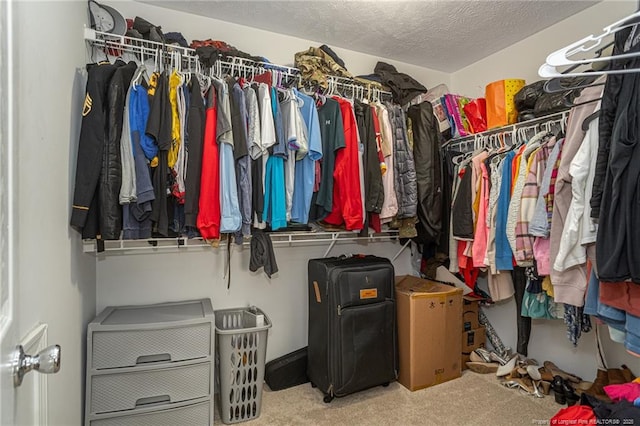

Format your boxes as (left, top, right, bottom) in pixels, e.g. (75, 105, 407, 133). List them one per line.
(462, 296, 480, 332)
(462, 326, 486, 353)
(395, 275, 463, 391)
(461, 326, 486, 370)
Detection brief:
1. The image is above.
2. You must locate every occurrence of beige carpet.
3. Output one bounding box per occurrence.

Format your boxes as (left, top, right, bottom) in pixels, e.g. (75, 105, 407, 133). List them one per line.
(216, 371, 562, 425)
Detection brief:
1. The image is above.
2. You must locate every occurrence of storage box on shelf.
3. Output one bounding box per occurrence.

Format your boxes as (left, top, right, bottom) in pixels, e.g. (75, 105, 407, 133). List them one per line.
(84, 299, 215, 426)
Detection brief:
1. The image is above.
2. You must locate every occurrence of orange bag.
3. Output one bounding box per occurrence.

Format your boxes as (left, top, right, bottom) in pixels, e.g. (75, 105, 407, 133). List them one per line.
(485, 79, 525, 129)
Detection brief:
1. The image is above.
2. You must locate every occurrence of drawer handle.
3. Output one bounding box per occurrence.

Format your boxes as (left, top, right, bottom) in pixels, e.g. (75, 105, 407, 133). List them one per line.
(136, 353, 171, 364)
(135, 395, 171, 407)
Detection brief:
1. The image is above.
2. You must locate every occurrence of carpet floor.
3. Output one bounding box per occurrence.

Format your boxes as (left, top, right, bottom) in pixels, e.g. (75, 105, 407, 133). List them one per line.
(215, 371, 562, 425)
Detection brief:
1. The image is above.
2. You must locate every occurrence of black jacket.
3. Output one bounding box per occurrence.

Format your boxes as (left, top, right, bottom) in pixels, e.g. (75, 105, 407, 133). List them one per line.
(408, 102, 442, 243)
(100, 61, 137, 239)
(595, 54, 640, 282)
(355, 101, 384, 214)
(591, 21, 640, 220)
(71, 61, 119, 239)
(374, 62, 427, 106)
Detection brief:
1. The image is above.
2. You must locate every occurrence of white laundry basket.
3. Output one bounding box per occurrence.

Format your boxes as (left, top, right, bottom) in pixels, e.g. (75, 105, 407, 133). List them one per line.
(214, 307, 272, 424)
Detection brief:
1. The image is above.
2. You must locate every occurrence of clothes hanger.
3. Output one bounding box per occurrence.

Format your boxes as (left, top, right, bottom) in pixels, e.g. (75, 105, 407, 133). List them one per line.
(542, 43, 611, 93)
(540, 21, 640, 77)
(544, 11, 640, 67)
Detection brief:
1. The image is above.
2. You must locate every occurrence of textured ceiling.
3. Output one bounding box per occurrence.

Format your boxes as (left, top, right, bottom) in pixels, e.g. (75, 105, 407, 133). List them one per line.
(142, 0, 599, 73)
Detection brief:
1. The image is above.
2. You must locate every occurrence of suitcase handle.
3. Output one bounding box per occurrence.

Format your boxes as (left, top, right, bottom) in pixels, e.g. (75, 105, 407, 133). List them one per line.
(337, 254, 367, 260)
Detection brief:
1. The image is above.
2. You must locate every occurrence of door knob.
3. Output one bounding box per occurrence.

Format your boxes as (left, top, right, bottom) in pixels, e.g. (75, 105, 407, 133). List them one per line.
(13, 344, 61, 387)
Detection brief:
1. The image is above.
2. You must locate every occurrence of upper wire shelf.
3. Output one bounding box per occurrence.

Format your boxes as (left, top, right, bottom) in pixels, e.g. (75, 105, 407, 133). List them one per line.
(441, 110, 569, 152)
(84, 28, 392, 102)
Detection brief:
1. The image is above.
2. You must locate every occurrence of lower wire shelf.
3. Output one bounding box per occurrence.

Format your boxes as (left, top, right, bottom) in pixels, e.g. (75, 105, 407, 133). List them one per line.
(82, 229, 403, 255)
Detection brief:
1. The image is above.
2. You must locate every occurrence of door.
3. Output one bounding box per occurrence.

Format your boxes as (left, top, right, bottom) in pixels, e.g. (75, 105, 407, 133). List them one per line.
(0, 0, 19, 423)
(0, 2, 56, 424)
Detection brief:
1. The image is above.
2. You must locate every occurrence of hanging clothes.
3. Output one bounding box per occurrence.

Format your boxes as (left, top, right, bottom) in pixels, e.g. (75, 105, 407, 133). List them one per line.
(389, 104, 417, 219)
(310, 97, 345, 222)
(550, 79, 604, 306)
(184, 77, 206, 230)
(231, 81, 252, 237)
(323, 97, 364, 231)
(407, 101, 442, 244)
(262, 86, 287, 230)
(124, 79, 155, 240)
(376, 103, 398, 224)
(291, 90, 323, 224)
(197, 85, 221, 240)
(147, 71, 173, 237)
(354, 99, 383, 217)
(213, 77, 241, 234)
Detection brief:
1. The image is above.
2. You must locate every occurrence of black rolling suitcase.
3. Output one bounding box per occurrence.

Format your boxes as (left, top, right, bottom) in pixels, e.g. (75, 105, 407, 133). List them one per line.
(307, 255, 398, 403)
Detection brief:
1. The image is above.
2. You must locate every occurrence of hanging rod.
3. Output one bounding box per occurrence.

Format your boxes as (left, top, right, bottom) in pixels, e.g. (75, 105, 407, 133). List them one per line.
(441, 110, 569, 152)
(85, 27, 195, 56)
(213, 56, 300, 75)
(323, 74, 393, 99)
(214, 57, 301, 84)
(82, 230, 401, 254)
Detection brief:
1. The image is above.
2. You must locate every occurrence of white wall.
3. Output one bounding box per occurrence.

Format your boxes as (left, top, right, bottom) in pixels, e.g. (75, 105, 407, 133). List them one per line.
(16, 2, 97, 425)
(454, 0, 640, 380)
(109, 0, 450, 89)
(97, 242, 414, 362)
(451, 0, 638, 97)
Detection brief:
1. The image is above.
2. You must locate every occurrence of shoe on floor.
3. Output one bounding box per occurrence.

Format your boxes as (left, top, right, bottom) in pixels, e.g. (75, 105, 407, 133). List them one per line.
(466, 361, 499, 374)
(527, 365, 542, 381)
(544, 361, 581, 384)
(469, 351, 485, 363)
(621, 364, 636, 382)
(471, 348, 493, 363)
(497, 356, 518, 377)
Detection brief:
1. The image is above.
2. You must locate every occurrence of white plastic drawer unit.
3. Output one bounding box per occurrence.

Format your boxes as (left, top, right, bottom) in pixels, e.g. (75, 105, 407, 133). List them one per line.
(91, 323, 211, 369)
(89, 359, 211, 415)
(85, 299, 216, 425)
(87, 299, 214, 370)
(89, 399, 211, 426)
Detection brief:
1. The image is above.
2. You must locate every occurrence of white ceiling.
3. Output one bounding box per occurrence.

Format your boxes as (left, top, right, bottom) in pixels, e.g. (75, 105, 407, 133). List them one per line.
(143, 0, 599, 73)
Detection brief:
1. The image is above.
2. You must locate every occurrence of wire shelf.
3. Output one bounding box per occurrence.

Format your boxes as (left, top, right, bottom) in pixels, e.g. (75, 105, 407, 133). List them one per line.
(82, 230, 402, 254)
(441, 110, 569, 152)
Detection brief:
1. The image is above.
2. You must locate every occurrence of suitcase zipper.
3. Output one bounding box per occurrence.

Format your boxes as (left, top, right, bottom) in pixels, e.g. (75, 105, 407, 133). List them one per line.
(337, 305, 342, 316)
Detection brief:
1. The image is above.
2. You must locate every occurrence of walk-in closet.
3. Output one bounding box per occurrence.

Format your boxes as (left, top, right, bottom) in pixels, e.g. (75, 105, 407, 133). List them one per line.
(2, 1, 640, 425)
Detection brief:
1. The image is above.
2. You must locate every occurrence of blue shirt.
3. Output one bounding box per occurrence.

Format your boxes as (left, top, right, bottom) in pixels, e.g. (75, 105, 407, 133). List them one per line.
(495, 151, 515, 270)
(263, 156, 287, 230)
(130, 84, 157, 160)
(291, 90, 323, 224)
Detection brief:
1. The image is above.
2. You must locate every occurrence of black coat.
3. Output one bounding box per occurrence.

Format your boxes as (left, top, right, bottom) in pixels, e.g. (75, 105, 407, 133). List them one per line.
(408, 102, 442, 243)
(100, 61, 137, 239)
(71, 61, 119, 239)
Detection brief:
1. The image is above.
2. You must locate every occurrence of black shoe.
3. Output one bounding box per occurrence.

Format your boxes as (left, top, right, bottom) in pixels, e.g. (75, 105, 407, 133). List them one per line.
(552, 375, 578, 406)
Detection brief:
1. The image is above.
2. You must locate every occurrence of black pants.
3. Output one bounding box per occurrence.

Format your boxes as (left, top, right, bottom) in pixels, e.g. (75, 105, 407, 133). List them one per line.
(512, 266, 531, 356)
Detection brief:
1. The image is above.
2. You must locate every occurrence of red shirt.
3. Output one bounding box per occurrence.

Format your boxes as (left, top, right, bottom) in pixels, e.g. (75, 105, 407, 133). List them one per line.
(323, 97, 364, 231)
(197, 86, 221, 239)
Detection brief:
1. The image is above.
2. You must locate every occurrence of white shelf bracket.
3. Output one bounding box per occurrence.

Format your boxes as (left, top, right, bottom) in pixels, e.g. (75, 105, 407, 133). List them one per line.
(391, 239, 412, 262)
(323, 233, 340, 258)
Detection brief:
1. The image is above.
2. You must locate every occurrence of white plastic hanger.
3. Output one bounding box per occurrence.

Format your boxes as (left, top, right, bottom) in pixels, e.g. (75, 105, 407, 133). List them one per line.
(545, 11, 640, 67)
